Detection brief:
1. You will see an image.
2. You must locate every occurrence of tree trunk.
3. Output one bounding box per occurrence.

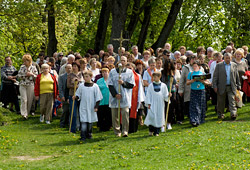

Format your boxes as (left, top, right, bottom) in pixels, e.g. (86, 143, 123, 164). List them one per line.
(110, 0, 130, 53)
(127, 0, 141, 39)
(47, 0, 57, 57)
(94, 0, 112, 54)
(151, 0, 183, 51)
(137, 0, 152, 53)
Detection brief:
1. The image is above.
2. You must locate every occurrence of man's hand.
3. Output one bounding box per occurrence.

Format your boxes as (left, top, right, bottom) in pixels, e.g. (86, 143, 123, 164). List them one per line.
(72, 96, 76, 100)
(115, 94, 122, 100)
(169, 93, 172, 97)
(94, 108, 98, 112)
(148, 104, 151, 110)
(118, 80, 123, 85)
(61, 97, 65, 102)
(7, 76, 13, 80)
(35, 96, 39, 101)
(214, 88, 217, 93)
(179, 93, 183, 97)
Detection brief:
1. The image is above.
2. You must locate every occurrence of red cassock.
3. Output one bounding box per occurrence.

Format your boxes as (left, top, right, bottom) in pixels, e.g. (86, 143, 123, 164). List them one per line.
(130, 70, 139, 119)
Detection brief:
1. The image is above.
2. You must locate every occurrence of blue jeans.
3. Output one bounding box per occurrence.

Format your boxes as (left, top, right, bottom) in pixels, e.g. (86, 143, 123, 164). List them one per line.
(69, 96, 79, 133)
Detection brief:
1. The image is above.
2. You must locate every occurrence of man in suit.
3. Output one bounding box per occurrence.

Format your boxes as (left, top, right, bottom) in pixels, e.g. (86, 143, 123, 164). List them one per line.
(212, 53, 241, 120)
(132, 45, 142, 60)
(58, 64, 72, 128)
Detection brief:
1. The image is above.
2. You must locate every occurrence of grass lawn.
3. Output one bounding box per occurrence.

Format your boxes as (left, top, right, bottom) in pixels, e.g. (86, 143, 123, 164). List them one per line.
(1, 102, 250, 169)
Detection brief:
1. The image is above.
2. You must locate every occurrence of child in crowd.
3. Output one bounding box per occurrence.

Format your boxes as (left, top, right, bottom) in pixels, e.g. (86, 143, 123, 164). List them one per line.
(144, 72, 169, 136)
(74, 70, 103, 142)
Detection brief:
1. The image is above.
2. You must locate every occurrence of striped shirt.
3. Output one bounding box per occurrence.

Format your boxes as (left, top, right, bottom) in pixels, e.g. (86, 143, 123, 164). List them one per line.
(1, 65, 16, 84)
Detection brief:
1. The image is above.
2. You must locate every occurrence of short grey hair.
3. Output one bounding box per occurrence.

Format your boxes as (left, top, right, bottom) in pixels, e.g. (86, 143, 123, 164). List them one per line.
(148, 58, 156, 65)
(68, 54, 75, 60)
(207, 47, 214, 52)
(174, 51, 181, 56)
(131, 45, 138, 50)
(224, 52, 232, 58)
(118, 47, 125, 51)
(185, 50, 193, 57)
(226, 46, 232, 50)
(107, 44, 113, 49)
(61, 57, 68, 66)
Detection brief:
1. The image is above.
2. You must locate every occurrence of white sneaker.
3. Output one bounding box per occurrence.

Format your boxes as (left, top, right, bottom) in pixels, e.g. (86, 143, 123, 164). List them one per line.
(40, 115, 44, 123)
(161, 126, 165, 132)
(45, 121, 51, 124)
(167, 123, 172, 130)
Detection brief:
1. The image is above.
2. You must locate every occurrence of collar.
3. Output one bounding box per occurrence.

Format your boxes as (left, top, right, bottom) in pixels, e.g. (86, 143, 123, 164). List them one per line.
(224, 61, 231, 65)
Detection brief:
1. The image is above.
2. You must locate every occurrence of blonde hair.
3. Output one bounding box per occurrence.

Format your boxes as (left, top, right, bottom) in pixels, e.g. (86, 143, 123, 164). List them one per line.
(143, 50, 151, 56)
(83, 70, 93, 78)
(79, 58, 87, 65)
(234, 49, 244, 59)
(96, 61, 101, 69)
(22, 54, 32, 66)
(107, 56, 115, 62)
(41, 63, 49, 69)
(89, 58, 97, 65)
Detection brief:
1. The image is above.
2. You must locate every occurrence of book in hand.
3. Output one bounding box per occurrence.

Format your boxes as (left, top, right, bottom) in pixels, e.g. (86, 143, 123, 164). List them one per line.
(193, 73, 211, 80)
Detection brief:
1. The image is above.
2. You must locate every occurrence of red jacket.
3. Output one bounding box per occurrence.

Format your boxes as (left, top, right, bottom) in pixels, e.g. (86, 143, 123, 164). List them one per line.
(34, 73, 59, 99)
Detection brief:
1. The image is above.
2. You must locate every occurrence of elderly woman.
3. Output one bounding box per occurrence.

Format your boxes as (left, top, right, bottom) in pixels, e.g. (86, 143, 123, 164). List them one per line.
(18, 54, 38, 119)
(34, 64, 58, 124)
(96, 67, 112, 131)
(67, 62, 83, 133)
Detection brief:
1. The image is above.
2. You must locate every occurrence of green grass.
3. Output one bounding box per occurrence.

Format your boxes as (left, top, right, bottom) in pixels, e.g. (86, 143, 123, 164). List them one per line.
(1, 102, 250, 169)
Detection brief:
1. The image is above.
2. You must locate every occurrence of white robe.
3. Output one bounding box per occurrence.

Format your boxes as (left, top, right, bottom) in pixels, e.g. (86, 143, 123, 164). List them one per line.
(136, 74, 145, 110)
(75, 83, 103, 123)
(107, 68, 135, 108)
(144, 82, 169, 128)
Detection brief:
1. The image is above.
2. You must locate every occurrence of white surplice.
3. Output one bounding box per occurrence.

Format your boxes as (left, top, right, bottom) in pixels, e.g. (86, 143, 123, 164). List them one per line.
(144, 82, 169, 128)
(75, 83, 103, 123)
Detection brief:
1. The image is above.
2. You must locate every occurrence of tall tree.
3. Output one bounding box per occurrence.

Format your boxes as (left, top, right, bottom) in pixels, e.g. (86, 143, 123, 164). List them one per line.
(110, 0, 130, 52)
(47, 0, 57, 57)
(151, 0, 183, 50)
(94, 0, 112, 53)
(137, 0, 152, 52)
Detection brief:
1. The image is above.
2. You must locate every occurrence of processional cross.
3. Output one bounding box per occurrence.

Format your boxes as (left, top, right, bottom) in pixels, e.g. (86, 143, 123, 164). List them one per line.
(112, 31, 130, 125)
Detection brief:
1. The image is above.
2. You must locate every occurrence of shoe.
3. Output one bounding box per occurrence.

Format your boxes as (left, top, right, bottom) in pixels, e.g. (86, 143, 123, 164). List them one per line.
(177, 121, 183, 125)
(191, 122, 197, 127)
(31, 112, 35, 116)
(161, 126, 165, 132)
(218, 114, 225, 120)
(116, 133, 121, 137)
(45, 121, 51, 124)
(149, 132, 153, 136)
(23, 116, 28, 120)
(231, 114, 237, 120)
(167, 123, 172, 130)
(40, 115, 44, 123)
(155, 134, 159, 136)
(122, 134, 128, 137)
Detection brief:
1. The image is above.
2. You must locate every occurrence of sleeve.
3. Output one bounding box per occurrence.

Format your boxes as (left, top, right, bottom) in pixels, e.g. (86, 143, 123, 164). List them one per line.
(163, 84, 169, 102)
(178, 66, 188, 94)
(108, 85, 117, 97)
(212, 64, 219, 89)
(143, 71, 148, 81)
(58, 75, 64, 98)
(235, 66, 241, 90)
(34, 75, 40, 97)
(32, 66, 38, 78)
(138, 75, 145, 103)
(122, 81, 134, 89)
(1, 67, 7, 80)
(145, 84, 152, 106)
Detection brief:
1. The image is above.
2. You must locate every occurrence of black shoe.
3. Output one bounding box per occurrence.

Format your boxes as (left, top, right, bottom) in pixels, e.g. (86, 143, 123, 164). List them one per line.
(191, 122, 198, 127)
(122, 134, 128, 137)
(231, 115, 237, 120)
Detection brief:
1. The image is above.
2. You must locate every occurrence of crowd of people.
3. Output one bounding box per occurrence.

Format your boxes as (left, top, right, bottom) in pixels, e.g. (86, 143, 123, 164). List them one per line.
(1, 41, 250, 141)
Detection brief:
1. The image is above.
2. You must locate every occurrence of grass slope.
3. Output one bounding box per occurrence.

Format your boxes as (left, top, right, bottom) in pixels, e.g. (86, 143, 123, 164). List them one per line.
(1, 102, 250, 170)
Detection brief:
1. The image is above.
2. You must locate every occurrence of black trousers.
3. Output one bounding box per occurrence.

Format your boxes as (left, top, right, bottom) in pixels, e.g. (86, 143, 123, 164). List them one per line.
(97, 105, 112, 132)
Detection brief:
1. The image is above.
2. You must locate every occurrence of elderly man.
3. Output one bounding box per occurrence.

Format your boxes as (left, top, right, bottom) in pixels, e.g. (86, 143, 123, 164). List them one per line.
(115, 47, 126, 64)
(108, 56, 135, 137)
(164, 43, 174, 59)
(107, 44, 117, 57)
(1, 56, 20, 114)
(213, 53, 241, 120)
(185, 50, 194, 64)
(59, 54, 75, 75)
(132, 45, 142, 60)
(58, 64, 72, 128)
